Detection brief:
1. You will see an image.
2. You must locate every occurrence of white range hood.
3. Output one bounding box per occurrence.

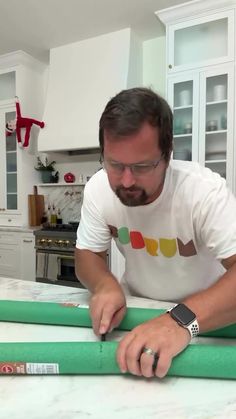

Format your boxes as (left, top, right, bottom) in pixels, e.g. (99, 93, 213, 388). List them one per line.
(38, 28, 142, 153)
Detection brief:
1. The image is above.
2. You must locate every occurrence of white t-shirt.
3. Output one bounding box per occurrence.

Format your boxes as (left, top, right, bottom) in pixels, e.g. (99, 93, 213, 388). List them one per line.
(76, 160, 236, 302)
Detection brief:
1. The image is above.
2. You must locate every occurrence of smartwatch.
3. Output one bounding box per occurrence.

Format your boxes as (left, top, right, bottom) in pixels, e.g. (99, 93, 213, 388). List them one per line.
(167, 303, 199, 338)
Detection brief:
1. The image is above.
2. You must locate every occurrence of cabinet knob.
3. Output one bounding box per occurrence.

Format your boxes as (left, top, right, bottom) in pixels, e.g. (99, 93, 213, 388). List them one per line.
(8, 219, 12, 222)
(168, 64, 172, 69)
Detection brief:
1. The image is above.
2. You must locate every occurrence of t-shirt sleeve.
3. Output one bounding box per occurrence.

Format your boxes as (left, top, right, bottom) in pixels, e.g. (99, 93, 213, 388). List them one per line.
(194, 177, 236, 260)
(76, 182, 111, 252)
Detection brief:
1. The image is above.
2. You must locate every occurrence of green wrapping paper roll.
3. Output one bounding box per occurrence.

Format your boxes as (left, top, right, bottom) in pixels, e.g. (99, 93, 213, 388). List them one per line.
(0, 300, 236, 338)
(0, 341, 235, 379)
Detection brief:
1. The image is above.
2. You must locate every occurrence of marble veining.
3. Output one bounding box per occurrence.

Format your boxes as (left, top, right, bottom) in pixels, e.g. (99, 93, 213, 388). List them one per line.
(0, 277, 235, 419)
(41, 185, 84, 224)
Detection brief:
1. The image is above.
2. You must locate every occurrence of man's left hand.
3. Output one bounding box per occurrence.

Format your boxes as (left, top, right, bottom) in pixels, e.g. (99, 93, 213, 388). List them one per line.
(116, 313, 191, 378)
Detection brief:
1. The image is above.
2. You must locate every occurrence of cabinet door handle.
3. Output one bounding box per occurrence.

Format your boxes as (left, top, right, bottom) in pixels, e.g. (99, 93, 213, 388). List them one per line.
(8, 219, 12, 222)
(0, 208, 6, 211)
(23, 239, 33, 243)
(168, 64, 172, 69)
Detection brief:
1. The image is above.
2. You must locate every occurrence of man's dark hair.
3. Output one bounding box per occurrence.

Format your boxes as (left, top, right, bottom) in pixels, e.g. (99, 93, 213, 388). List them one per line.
(99, 87, 173, 162)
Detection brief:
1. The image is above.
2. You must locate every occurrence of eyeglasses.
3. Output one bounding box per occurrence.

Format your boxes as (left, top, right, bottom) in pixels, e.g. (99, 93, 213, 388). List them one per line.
(99, 155, 163, 176)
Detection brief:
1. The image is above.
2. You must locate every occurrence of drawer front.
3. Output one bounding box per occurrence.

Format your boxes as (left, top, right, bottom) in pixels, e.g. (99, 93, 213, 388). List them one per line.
(0, 233, 20, 244)
(0, 213, 22, 227)
(0, 243, 21, 278)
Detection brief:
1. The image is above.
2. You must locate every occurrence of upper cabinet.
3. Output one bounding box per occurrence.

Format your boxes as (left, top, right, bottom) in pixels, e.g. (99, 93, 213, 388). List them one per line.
(0, 52, 46, 226)
(167, 10, 234, 73)
(156, 1, 235, 73)
(156, 0, 236, 194)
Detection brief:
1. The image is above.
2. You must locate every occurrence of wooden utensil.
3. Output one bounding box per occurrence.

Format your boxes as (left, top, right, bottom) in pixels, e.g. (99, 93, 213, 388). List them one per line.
(28, 185, 44, 226)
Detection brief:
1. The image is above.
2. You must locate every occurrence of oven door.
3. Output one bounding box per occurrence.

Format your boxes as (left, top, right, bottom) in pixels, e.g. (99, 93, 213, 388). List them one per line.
(36, 250, 84, 288)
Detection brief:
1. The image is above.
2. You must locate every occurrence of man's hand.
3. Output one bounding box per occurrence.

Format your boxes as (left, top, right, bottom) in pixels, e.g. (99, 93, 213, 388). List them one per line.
(117, 313, 191, 378)
(89, 279, 126, 336)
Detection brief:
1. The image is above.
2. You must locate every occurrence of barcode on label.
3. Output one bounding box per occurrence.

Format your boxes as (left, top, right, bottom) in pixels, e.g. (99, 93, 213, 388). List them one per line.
(26, 363, 59, 375)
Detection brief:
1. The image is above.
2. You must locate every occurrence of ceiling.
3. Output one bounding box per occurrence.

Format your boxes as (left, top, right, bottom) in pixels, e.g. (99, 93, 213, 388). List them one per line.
(0, 0, 192, 63)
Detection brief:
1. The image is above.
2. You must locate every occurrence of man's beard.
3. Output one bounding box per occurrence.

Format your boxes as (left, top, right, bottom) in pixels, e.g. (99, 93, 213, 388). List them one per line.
(115, 186, 148, 206)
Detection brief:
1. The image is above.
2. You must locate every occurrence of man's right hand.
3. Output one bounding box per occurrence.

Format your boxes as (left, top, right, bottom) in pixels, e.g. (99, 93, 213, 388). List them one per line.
(89, 279, 126, 336)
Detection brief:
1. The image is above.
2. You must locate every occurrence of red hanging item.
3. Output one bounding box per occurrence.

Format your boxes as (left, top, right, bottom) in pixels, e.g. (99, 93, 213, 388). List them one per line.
(15, 96, 45, 147)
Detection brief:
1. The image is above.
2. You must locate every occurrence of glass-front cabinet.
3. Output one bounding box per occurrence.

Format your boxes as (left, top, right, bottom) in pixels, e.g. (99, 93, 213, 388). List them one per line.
(0, 52, 45, 227)
(5, 111, 17, 210)
(168, 64, 234, 188)
(167, 10, 234, 73)
(168, 73, 199, 162)
(0, 105, 18, 215)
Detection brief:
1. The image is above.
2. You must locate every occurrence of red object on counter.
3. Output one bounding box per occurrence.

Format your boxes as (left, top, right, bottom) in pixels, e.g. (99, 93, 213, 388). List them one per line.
(64, 172, 75, 183)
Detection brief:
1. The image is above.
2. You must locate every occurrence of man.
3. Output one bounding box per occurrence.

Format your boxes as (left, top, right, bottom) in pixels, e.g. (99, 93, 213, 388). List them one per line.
(75, 87, 236, 379)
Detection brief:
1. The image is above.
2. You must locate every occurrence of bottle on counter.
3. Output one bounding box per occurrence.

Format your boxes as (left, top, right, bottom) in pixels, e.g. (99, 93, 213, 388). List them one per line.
(47, 204, 51, 221)
(50, 204, 57, 226)
(57, 208, 63, 225)
(41, 210, 48, 225)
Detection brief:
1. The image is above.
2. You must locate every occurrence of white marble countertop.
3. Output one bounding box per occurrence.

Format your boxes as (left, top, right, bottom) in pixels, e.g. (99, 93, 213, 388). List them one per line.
(0, 226, 39, 233)
(0, 277, 235, 419)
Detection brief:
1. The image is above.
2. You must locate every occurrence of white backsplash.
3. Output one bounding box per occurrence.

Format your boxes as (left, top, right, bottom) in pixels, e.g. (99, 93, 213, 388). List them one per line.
(38, 152, 101, 224)
(42, 185, 84, 224)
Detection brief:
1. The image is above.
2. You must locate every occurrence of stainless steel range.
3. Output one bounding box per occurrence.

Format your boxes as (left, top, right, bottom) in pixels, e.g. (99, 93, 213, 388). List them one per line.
(34, 224, 83, 288)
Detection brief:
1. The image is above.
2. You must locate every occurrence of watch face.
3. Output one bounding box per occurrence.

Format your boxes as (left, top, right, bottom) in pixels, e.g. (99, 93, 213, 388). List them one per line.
(171, 304, 196, 326)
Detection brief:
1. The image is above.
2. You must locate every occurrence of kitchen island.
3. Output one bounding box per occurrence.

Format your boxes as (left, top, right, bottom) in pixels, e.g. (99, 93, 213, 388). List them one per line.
(0, 277, 235, 419)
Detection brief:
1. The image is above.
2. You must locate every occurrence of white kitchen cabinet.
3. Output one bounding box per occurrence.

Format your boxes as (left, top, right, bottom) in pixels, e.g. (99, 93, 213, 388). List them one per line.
(0, 231, 35, 281)
(0, 232, 21, 278)
(156, 0, 236, 193)
(166, 9, 234, 74)
(0, 51, 46, 226)
(20, 233, 36, 281)
(168, 64, 234, 188)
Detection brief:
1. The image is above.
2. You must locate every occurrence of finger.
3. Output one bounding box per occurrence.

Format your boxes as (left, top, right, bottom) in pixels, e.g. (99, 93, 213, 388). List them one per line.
(109, 305, 126, 331)
(89, 300, 102, 336)
(154, 350, 172, 378)
(125, 339, 143, 376)
(139, 350, 157, 378)
(117, 332, 137, 373)
(99, 304, 118, 335)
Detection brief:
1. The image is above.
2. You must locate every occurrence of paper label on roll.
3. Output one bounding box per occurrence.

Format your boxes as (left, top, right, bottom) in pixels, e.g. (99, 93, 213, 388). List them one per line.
(26, 363, 59, 375)
(0, 362, 59, 374)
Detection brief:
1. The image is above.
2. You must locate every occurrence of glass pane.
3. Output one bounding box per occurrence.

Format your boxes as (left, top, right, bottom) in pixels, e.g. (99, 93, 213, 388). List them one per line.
(4, 110, 18, 211)
(7, 173, 17, 193)
(0, 72, 16, 100)
(174, 18, 228, 67)
(174, 81, 193, 108)
(206, 74, 227, 103)
(6, 152, 17, 172)
(7, 194, 17, 210)
(205, 74, 228, 177)
(6, 111, 16, 151)
(6, 133, 17, 151)
(173, 81, 193, 161)
(205, 162, 226, 179)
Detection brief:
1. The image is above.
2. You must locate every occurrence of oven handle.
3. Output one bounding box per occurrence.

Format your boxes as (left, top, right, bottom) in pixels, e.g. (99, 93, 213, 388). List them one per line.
(56, 255, 74, 260)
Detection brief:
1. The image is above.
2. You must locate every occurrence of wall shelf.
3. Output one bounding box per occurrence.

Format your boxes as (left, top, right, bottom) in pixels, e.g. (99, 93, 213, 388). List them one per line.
(37, 183, 85, 187)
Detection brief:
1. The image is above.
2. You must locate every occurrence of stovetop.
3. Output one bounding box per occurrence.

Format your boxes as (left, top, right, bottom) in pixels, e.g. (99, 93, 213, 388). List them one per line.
(41, 223, 79, 232)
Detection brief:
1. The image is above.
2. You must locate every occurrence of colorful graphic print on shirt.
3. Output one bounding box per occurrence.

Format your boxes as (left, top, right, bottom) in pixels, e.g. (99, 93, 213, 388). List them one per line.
(108, 225, 197, 257)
